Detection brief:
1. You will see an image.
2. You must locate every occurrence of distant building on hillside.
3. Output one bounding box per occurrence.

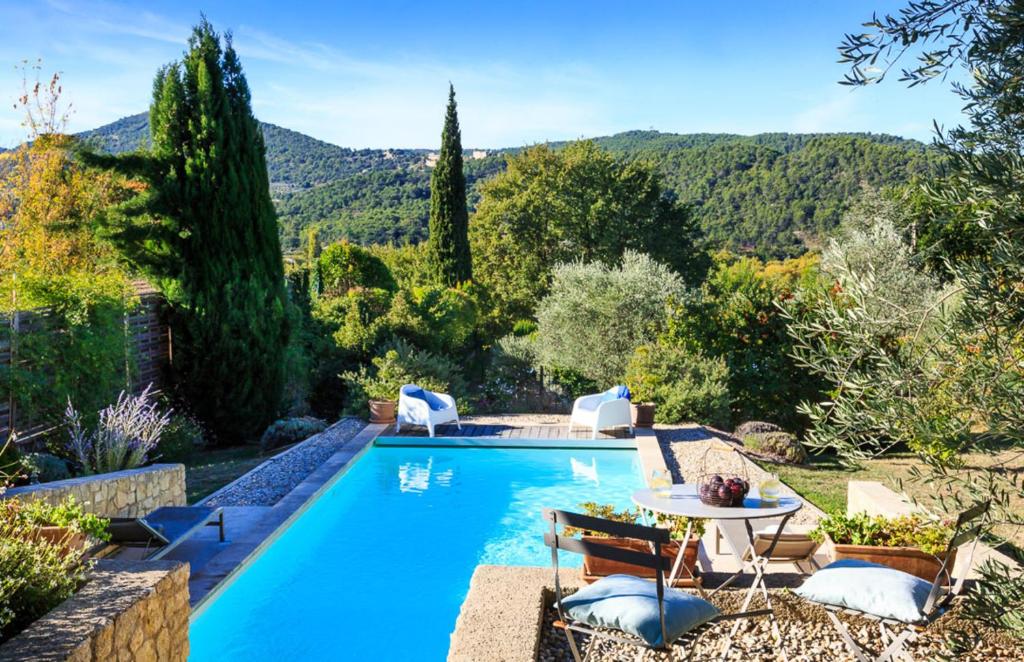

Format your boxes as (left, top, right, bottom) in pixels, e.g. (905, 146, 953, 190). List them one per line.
(425, 152, 439, 167)
(470, 150, 488, 159)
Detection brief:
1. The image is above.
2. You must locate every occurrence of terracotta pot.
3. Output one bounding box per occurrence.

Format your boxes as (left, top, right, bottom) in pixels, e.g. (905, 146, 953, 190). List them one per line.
(829, 537, 956, 583)
(631, 402, 656, 428)
(368, 399, 396, 424)
(29, 526, 88, 556)
(581, 536, 700, 587)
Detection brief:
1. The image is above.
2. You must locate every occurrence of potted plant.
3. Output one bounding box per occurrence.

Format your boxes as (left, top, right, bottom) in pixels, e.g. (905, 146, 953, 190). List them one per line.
(13, 496, 111, 555)
(811, 512, 955, 582)
(564, 502, 704, 587)
(631, 402, 656, 428)
(361, 380, 397, 424)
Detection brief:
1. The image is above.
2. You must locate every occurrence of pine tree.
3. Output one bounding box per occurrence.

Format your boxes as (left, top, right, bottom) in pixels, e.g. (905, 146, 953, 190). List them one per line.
(427, 84, 472, 286)
(144, 19, 289, 443)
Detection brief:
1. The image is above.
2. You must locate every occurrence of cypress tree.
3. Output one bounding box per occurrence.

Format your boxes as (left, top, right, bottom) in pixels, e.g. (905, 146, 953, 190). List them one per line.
(427, 84, 472, 285)
(147, 19, 289, 443)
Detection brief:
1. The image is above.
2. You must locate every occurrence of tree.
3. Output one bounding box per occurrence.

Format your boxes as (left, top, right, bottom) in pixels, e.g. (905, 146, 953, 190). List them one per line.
(534, 251, 684, 386)
(102, 20, 289, 443)
(427, 84, 472, 286)
(790, 1, 1024, 648)
(471, 140, 709, 326)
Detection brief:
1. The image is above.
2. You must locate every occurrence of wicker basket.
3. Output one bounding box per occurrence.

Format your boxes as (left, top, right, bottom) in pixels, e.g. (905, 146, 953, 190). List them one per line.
(696, 446, 750, 507)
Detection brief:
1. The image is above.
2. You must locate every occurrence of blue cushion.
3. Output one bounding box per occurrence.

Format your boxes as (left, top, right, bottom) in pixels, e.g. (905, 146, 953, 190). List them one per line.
(794, 559, 933, 623)
(599, 385, 631, 403)
(561, 574, 719, 647)
(405, 387, 448, 411)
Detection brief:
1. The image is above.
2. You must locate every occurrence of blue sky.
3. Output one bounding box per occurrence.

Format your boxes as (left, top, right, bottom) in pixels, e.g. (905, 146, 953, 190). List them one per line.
(0, 1, 967, 149)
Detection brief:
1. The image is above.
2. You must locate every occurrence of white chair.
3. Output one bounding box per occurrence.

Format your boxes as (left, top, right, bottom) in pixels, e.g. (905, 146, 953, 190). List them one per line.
(396, 384, 460, 437)
(568, 389, 633, 439)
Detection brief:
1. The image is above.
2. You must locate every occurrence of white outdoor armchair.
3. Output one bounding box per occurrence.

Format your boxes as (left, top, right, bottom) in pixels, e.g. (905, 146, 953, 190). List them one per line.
(396, 384, 460, 437)
(568, 388, 633, 439)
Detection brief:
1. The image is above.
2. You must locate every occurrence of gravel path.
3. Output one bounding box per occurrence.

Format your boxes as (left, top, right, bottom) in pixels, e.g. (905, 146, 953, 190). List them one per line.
(538, 588, 1023, 661)
(203, 417, 366, 507)
(656, 425, 823, 526)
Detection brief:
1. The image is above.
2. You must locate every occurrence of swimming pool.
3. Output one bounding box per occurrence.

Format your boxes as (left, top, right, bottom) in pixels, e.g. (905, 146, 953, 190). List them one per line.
(189, 439, 643, 661)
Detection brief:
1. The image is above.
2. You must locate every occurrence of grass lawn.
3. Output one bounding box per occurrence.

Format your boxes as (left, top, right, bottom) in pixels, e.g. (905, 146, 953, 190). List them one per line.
(184, 445, 264, 503)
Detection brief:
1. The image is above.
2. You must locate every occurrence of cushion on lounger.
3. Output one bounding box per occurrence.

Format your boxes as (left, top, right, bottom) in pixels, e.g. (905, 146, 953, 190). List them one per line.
(794, 559, 932, 623)
(600, 385, 631, 403)
(561, 574, 719, 647)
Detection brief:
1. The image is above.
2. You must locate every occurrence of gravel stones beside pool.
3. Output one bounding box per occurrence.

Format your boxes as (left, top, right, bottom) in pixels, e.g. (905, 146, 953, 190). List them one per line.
(656, 425, 823, 526)
(538, 588, 1024, 661)
(202, 417, 366, 507)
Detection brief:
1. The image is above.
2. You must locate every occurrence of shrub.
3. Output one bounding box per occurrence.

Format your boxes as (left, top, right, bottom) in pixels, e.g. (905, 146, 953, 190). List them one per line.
(342, 339, 465, 411)
(19, 453, 70, 484)
(625, 343, 731, 428)
(811, 512, 953, 556)
(156, 413, 206, 464)
(259, 417, 328, 453)
(0, 440, 23, 486)
(316, 241, 396, 298)
(742, 432, 807, 464)
(733, 421, 783, 437)
(65, 385, 172, 476)
(314, 287, 393, 355)
(0, 500, 91, 643)
(14, 496, 110, 541)
(385, 284, 479, 353)
(535, 251, 684, 386)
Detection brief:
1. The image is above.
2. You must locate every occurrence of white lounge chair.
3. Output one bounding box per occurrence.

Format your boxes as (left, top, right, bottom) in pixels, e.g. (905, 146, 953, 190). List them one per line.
(396, 384, 460, 437)
(568, 387, 633, 439)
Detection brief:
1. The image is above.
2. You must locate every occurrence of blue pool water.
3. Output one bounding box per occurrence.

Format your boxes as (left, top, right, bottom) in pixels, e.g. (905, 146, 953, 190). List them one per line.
(189, 441, 642, 661)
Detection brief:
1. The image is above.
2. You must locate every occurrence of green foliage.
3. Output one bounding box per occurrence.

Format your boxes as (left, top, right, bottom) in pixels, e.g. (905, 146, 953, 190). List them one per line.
(259, 416, 327, 453)
(65, 386, 171, 475)
(733, 421, 782, 437)
(0, 503, 90, 643)
(19, 454, 70, 484)
(385, 284, 479, 353)
(663, 254, 825, 430)
(742, 432, 807, 464)
(316, 241, 396, 298)
(471, 141, 709, 325)
(14, 496, 110, 542)
(314, 287, 393, 355)
(625, 343, 731, 428)
(103, 20, 290, 443)
(371, 243, 434, 290)
(535, 251, 684, 386)
(155, 412, 206, 464)
(0, 440, 22, 486)
(342, 339, 465, 410)
(428, 85, 472, 285)
(811, 512, 952, 557)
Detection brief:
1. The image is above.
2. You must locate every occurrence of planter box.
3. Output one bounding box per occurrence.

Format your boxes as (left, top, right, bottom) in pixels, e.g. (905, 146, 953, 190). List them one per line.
(829, 537, 956, 583)
(631, 403, 656, 428)
(581, 536, 700, 587)
(369, 400, 396, 424)
(29, 526, 88, 556)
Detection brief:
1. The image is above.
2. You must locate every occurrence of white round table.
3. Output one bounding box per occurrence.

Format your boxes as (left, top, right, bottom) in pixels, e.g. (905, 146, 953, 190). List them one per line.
(632, 483, 803, 660)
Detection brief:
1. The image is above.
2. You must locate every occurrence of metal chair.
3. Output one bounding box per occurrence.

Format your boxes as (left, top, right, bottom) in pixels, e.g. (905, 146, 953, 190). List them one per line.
(798, 500, 990, 662)
(543, 508, 769, 661)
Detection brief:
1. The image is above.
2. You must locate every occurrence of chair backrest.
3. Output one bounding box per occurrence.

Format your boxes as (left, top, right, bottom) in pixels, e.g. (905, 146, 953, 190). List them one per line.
(400, 384, 420, 396)
(542, 508, 673, 646)
(923, 500, 991, 615)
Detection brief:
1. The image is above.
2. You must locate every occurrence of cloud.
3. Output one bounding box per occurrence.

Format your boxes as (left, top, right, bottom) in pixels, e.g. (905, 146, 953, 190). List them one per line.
(792, 91, 860, 133)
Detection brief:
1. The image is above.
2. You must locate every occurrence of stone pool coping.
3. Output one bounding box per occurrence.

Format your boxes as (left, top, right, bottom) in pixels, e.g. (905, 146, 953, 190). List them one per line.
(185, 421, 388, 608)
(448, 565, 583, 662)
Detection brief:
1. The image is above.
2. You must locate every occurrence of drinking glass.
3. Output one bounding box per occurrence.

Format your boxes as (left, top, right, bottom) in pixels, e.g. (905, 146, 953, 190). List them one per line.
(650, 469, 672, 498)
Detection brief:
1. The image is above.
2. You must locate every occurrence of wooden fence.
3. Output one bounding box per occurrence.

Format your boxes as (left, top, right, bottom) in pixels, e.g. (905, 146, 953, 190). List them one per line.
(0, 286, 171, 448)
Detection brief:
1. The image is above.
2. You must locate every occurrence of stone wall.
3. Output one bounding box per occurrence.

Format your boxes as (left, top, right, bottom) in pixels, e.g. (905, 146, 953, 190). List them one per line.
(1, 464, 186, 517)
(0, 560, 190, 662)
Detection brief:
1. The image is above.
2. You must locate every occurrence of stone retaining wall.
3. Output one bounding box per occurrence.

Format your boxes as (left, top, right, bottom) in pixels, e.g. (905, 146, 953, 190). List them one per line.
(1, 464, 186, 517)
(0, 560, 190, 662)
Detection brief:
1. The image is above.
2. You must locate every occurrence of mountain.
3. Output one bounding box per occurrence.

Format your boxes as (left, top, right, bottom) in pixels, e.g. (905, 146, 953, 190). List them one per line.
(79, 115, 938, 258)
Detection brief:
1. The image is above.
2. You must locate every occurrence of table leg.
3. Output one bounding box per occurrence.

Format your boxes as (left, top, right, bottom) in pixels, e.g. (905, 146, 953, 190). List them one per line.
(641, 508, 706, 597)
(719, 514, 793, 662)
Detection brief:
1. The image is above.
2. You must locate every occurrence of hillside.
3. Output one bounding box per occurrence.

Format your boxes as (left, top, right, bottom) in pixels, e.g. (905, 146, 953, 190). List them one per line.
(79, 115, 938, 258)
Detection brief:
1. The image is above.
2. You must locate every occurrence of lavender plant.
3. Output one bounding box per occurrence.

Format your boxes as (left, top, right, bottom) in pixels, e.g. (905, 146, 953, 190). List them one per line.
(65, 385, 172, 475)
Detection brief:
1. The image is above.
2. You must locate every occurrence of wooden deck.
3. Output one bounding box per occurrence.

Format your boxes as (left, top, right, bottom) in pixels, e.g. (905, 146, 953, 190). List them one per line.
(382, 418, 634, 440)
